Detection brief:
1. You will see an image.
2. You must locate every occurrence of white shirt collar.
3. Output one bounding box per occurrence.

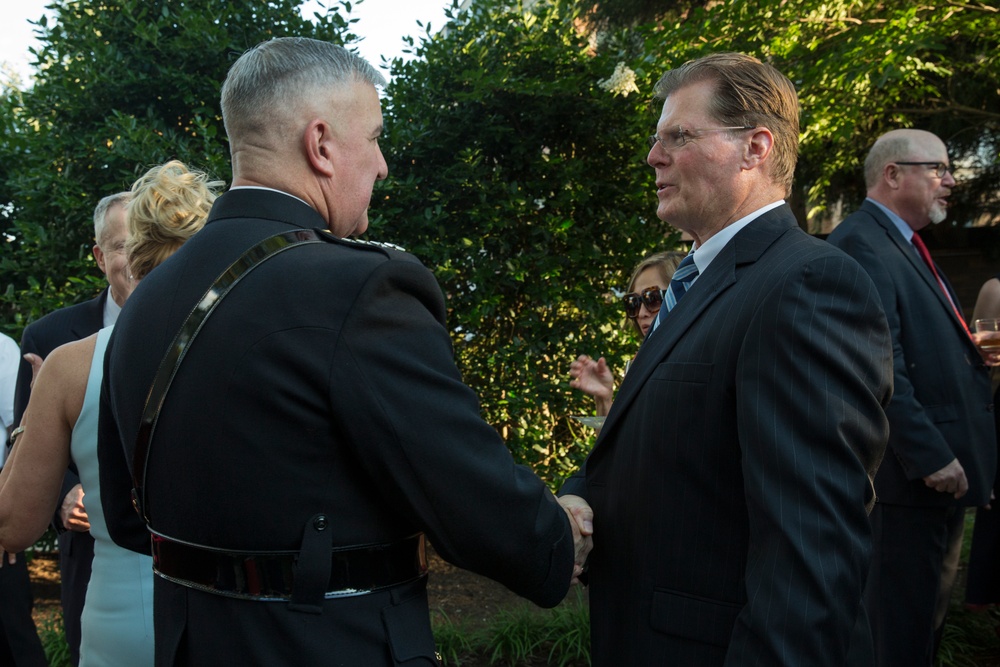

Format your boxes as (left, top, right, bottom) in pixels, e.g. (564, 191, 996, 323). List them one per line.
(865, 197, 915, 243)
(689, 200, 785, 275)
(103, 290, 122, 327)
(650, 200, 784, 334)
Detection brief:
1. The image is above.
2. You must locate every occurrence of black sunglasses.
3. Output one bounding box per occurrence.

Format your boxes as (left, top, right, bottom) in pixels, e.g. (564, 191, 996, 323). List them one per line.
(622, 288, 665, 319)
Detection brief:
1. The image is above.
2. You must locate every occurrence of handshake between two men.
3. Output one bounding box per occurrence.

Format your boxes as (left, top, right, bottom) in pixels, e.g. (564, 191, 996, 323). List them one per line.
(558, 494, 594, 585)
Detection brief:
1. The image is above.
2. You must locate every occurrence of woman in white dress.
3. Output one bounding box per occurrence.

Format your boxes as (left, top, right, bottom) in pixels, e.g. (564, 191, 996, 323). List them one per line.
(0, 160, 219, 665)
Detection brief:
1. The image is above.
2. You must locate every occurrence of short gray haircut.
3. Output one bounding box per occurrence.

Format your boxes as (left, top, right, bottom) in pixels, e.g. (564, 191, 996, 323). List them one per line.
(93, 192, 131, 246)
(863, 134, 913, 190)
(221, 37, 386, 145)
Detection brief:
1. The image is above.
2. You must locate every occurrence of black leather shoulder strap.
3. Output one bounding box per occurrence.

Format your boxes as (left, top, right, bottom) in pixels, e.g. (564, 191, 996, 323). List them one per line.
(130, 229, 329, 523)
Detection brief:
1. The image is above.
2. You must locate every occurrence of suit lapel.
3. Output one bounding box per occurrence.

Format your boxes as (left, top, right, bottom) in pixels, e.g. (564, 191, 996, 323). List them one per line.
(860, 201, 972, 345)
(592, 205, 796, 449)
(70, 289, 108, 338)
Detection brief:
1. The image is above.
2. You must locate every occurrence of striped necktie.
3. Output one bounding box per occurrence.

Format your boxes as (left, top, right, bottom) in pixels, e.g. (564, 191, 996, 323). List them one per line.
(663, 254, 699, 313)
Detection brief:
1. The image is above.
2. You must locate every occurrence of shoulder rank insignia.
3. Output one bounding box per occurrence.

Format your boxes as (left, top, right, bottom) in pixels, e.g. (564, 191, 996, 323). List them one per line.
(316, 229, 407, 253)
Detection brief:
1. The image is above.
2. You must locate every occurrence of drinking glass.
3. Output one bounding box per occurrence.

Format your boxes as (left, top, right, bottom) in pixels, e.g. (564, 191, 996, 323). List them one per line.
(974, 318, 1000, 353)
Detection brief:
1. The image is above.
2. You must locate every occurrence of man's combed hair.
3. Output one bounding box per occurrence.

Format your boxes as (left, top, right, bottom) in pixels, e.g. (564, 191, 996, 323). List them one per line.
(221, 37, 386, 145)
(654, 52, 800, 196)
(126, 160, 223, 281)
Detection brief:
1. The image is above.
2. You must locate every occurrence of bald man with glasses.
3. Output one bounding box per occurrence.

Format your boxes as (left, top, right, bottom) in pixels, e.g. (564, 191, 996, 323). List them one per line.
(828, 128, 996, 667)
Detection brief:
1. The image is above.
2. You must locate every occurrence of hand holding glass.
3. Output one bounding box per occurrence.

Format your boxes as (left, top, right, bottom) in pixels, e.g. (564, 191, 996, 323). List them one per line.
(974, 319, 1000, 354)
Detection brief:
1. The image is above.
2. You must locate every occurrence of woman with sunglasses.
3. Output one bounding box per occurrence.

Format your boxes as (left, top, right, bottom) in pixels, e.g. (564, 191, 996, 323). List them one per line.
(570, 251, 684, 417)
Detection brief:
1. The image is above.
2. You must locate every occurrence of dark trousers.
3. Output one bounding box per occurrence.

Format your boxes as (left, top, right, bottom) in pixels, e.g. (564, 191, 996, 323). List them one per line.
(0, 553, 47, 667)
(865, 503, 960, 667)
(966, 393, 1000, 606)
(59, 530, 95, 667)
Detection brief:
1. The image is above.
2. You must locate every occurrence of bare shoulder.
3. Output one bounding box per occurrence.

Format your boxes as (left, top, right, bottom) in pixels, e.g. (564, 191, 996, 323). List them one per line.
(22, 334, 95, 428)
(38, 334, 97, 388)
(973, 278, 1000, 321)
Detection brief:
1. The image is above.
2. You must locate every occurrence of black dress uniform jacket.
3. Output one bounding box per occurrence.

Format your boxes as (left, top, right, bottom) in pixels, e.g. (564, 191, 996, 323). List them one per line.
(98, 189, 575, 666)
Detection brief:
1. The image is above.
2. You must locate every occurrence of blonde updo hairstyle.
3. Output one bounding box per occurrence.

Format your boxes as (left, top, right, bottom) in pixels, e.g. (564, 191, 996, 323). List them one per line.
(126, 160, 223, 281)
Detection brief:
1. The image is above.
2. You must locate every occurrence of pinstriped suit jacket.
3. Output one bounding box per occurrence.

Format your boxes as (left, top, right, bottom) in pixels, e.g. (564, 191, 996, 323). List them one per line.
(562, 204, 893, 666)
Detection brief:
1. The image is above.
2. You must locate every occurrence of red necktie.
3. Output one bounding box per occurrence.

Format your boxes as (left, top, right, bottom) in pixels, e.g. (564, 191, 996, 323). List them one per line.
(910, 232, 974, 341)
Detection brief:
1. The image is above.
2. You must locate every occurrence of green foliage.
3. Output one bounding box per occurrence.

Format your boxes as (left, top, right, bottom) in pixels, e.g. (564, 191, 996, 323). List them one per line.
(543, 589, 591, 666)
(28, 526, 59, 554)
(36, 609, 71, 667)
(431, 611, 477, 666)
(0, 0, 361, 338)
(936, 510, 1000, 666)
(624, 0, 1000, 229)
(573, 0, 705, 28)
(377, 0, 998, 484)
(1, 0, 997, 490)
(937, 605, 1000, 667)
(485, 605, 546, 664)
(376, 0, 676, 481)
(432, 591, 591, 667)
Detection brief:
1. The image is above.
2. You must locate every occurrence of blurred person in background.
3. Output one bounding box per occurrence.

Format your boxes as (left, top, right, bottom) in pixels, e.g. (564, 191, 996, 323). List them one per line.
(12, 191, 132, 665)
(0, 161, 218, 666)
(0, 330, 46, 667)
(570, 251, 683, 418)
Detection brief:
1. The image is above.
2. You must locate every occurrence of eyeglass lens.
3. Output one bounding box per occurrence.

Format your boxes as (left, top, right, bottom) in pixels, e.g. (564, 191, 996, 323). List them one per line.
(895, 161, 950, 178)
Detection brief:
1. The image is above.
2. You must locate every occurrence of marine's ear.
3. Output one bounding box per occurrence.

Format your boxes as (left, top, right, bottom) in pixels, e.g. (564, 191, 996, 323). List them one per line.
(302, 118, 336, 177)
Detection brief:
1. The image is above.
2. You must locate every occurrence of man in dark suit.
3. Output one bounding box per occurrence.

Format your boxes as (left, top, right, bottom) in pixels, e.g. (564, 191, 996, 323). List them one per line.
(10, 192, 131, 666)
(97, 37, 591, 665)
(559, 53, 893, 666)
(827, 128, 996, 667)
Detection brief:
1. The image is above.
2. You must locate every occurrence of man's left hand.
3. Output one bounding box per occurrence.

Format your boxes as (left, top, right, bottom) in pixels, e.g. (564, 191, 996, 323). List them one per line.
(60, 484, 90, 532)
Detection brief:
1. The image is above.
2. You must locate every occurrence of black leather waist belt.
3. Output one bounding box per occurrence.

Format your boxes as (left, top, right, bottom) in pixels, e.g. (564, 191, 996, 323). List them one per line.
(151, 532, 427, 602)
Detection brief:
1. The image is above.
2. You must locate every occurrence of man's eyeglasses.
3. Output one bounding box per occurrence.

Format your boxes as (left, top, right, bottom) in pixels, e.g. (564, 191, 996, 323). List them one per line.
(893, 161, 951, 179)
(622, 288, 665, 319)
(648, 126, 756, 151)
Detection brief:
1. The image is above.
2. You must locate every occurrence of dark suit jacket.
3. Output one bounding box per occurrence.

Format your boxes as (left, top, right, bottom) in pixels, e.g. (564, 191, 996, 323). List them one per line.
(561, 205, 893, 666)
(15, 289, 106, 421)
(97, 189, 574, 665)
(827, 200, 996, 507)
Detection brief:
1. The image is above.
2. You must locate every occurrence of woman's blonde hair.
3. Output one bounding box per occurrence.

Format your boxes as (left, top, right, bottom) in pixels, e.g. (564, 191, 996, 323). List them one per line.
(625, 251, 686, 334)
(126, 160, 223, 281)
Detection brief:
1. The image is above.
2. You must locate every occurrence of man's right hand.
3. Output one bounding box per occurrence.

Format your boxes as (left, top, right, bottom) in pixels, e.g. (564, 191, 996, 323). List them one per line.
(60, 484, 91, 532)
(558, 494, 594, 585)
(923, 458, 968, 499)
